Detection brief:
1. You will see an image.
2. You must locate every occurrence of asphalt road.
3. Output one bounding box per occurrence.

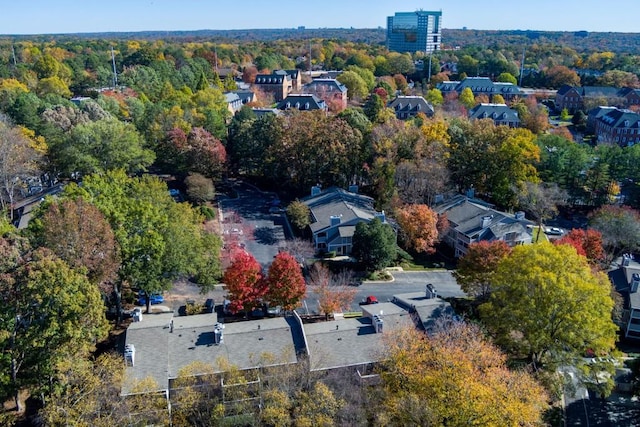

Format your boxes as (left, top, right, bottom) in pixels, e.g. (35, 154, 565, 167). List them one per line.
(302, 270, 465, 314)
(218, 182, 288, 270)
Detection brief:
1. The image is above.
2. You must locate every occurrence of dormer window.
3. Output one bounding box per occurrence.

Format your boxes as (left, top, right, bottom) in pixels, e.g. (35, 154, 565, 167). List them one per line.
(286, 102, 291, 109)
(625, 120, 630, 127)
(295, 102, 300, 109)
(483, 112, 488, 118)
(305, 102, 310, 109)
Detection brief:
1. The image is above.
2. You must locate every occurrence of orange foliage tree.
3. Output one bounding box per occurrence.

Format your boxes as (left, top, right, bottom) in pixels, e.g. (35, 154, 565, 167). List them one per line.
(376, 321, 548, 426)
(395, 204, 439, 254)
(307, 263, 357, 318)
(265, 252, 306, 310)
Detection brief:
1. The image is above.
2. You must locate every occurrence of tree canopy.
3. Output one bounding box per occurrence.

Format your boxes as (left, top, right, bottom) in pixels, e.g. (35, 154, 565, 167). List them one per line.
(352, 218, 397, 271)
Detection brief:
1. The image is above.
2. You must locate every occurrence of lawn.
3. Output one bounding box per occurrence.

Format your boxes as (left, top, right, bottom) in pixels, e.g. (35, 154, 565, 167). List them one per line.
(531, 226, 549, 243)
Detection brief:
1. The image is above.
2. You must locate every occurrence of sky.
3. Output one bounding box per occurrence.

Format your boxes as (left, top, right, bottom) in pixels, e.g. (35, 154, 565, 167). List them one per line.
(1, 0, 639, 35)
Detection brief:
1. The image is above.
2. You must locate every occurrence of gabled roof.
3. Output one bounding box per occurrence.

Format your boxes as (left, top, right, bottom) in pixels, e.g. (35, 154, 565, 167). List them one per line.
(224, 92, 241, 103)
(587, 106, 617, 120)
(388, 95, 434, 117)
(556, 84, 575, 96)
(301, 187, 377, 234)
(469, 103, 520, 123)
(254, 71, 291, 85)
(434, 195, 532, 241)
(579, 86, 620, 97)
(304, 78, 347, 93)
(598, 108, 640, 128)
(277, 94, 327, 111)
(436, 77, 523, 96)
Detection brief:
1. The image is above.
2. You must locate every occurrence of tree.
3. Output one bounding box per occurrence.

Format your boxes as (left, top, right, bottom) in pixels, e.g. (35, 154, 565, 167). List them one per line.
(459, 87, 476, 109)
(161, 127, 227, 179)
(352, 218, 397, 271)
(0, 116, 42, 218)
(425, 88, 443, 106)
(52, 118, 154, 177)
(376, 321, 548, 426)
(64, 170, 220, 313)
(308, 263, 357, 318)
(32, 198, 120, 287)
(516, 181, 567, 241)
(496, 72, 517, 85)
(454, 240, 512, 300)
(590, 205, 640, 261)
(0, 236, 109, 412)
(480, 242, 617, 369)
(286, 199, 311, 231)
(223, 251, 266, 315)
(491, 93, 505, 104)
(293, 382, 344, 427)
(544, 65, 580, 88)
(555, 228, 605, 265)
(336, 70, 368, 101)
(265, 252, 306, 310)
(185, 172, 216, 203)
(394, 204, 439, 254)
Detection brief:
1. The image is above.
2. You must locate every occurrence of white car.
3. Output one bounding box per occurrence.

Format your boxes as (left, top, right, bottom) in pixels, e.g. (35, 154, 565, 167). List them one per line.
(544, 227, 564, 236)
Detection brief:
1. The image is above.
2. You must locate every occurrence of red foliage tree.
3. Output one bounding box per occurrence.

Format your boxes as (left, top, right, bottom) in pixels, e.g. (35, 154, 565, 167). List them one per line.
(222, 251, 266, 314)
(555, 228, 605, 265)
(264, 252, 306, 310)
(454, 240, 512, 300)
(242, 66, 258, 84)
(308, 263, 357, 318)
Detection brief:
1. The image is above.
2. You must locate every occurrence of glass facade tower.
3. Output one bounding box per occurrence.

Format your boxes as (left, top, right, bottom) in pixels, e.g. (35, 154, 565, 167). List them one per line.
(386, 10, 442, 53)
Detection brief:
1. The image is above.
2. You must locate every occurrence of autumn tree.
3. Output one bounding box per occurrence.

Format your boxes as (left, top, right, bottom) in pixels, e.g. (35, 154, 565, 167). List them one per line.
(223, 251, 267, 315)
(160, 127, 227, 180)
(480, 242, 617, 369)
(31, 197, 120, 288)
(308, 263, 357, 318)
(395, 204, 439, 254)
(0, 235, 109, 412)
(185, 172, 216, 203)
(376, 321, 548, 426)
(589, 205, 640, 260)
(265, 252, 306, 310)
(352, 218, 397, 271)
(0, 115, 42, 218)
(544, 65, 581, 88)
(286, 199, 311, 232)
(293, 382, 344, 427)
(458, 87, 476, 109)
(454, 240, 512, 300)
(515, 181, 568, 241)
(555, 228, 605, 265)
(425, 88, 444, 106)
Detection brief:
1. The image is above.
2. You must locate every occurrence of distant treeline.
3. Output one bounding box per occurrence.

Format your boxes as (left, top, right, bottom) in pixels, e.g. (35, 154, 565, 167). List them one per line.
(3, 27, 639, 53)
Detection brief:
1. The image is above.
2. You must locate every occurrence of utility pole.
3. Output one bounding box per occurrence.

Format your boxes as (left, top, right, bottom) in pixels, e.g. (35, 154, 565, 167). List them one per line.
(111, 46, 118, 89)
(214, 45, 219, 74)
(427, 52, 433, 84)
(519, 47, 526, 87)
(11, 44, 17, 66)
(308, 39, 312, 75)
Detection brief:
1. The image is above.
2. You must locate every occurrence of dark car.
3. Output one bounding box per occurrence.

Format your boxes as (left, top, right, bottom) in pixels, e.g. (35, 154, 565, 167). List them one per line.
(205, 298, 215, 313)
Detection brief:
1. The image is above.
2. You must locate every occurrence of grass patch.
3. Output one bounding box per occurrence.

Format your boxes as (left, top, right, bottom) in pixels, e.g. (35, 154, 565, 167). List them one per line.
(366, 270, 393, 281)
(531, 227, 549, 243)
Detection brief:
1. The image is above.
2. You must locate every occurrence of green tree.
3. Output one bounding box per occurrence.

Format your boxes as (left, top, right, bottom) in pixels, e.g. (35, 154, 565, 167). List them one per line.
(286, 199, 311, 231)
(425, 88, 444, 106)
(352, 218, 397, 271)
(337, 70, 368, 101)
(496, 72, 518, 85)
(590, 205, 640, 261)
(480, 242, 617, 370)
(51, 118, 155, 177)
(0, 235, 109, 412)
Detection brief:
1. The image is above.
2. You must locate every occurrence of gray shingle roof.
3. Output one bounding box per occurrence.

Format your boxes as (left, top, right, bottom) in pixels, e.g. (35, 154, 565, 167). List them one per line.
(388, 95, 434, 117)
(468, 103, 520, 123)
(301, 187, 377, 234)
(277, 94, 327, 111)
(598, 108, 640, 128)
(304, 78, 347, 93)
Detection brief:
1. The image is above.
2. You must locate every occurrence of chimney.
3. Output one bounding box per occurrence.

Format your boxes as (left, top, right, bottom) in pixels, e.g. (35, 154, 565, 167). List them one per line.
(348, 185, 359, 194)
(466, 188, 475, 198)
(214, 322, 225, 345)
(330, 215, 341, 226)
(372, 315, 384, 333)
(374, 210, 386, 223)
(632, 273, 640, 293)
(124, 344, 136, 367)
(311, 185, 321, 196)
(514, 211, 525, 220)
(481, 215, 492, 228)
(435, 194, 444, 204)
(426, 284, 437, 299)
(132, 307, 142, 322)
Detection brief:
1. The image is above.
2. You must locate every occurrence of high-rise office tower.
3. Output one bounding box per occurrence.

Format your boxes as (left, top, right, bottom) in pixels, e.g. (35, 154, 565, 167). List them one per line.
(387, 10, 442, 53)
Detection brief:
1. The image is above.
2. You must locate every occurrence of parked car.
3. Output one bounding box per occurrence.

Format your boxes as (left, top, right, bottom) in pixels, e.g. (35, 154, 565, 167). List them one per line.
(205, 298, 215, 313)
(138, 293, 164, 306)
(359, 295, 379, 305)
(544, 227, 564, 236)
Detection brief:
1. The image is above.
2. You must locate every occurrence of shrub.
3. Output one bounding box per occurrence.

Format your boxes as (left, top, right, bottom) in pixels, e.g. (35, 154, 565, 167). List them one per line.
(199, 205, 216, 220)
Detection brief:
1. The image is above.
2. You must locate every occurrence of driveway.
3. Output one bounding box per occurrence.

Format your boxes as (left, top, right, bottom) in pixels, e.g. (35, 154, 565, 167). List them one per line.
(218, 181, 288, 270)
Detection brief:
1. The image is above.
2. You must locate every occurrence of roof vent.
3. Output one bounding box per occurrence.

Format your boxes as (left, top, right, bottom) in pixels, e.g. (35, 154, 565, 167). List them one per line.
(514, 211, 525, 220)
(124, 344, 136, 366)
(372, 315, 384, 334)
(348, 185, 359, 194)
(426, 283, 437, 299)
(330, 215, 342, 226)
(311, 185, 322, 196)
(631, 273, 640, 293)
(214, 322, 225, 345)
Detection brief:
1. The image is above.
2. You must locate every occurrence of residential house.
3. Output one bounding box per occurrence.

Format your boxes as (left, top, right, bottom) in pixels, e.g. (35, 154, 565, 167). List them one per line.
(468, 103, 520, 127)
(253, 70, 293, 102)
(555, 85, 621, 113)
(234, 90, 257, 105)
(303, 78, 348, 112)
(251, 107, 282, 117)
(277, 94, 327, 112)
(617, 87, 640, 108)
(594, 108, 640, 146)
(285, 69, 303, 91)
(587, 106, 617, 133)
(301, 186, 388, 256)
(388, 95, 434, 120)
(223, 92, 243, 115)
(608, 256, 640, 339)
(436, 77, 524, 101)
(434, 195, 533, 257)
